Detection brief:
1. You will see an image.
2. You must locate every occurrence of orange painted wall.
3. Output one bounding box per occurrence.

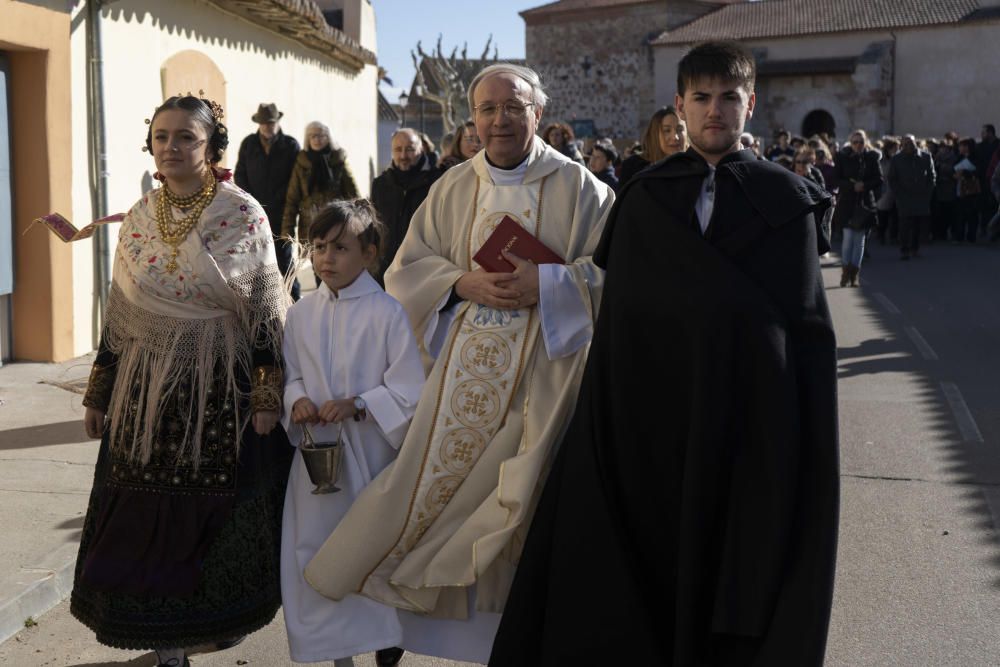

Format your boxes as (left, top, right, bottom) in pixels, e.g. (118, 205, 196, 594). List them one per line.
(1, 2, 74, 361)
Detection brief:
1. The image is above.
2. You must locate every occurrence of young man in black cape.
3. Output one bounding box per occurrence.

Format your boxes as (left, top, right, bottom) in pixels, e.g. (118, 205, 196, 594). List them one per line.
(489, 41, 839, 667)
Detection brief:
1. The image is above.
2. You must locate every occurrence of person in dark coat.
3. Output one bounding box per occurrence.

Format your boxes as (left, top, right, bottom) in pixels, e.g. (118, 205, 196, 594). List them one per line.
(975, 124, 999, 228)
(587, 142, 619, 192)
(489, 41, 839, 667)
(280, 121, 360, 243)
(235, 103, 301, 299)
(370, 127, 440, 281)
(832, 130, 881, 284)
(889, 134, 936, 259)
(832, 130, 882, 237)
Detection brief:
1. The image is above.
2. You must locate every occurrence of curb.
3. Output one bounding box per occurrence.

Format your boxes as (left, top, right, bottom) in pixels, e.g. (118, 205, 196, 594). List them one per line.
(0, 542, 78, 644)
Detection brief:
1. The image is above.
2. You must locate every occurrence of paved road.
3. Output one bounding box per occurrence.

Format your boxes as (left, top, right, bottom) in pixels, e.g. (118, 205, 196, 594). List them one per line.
(2, 241, 999, 666)
(824, 240, 1000, 666)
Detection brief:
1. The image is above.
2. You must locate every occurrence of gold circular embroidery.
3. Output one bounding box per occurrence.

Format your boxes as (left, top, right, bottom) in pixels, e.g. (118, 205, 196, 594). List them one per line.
(460, 332, 513, 380)
(439, 428, 488, 475)
(450, 380, 502, 429)
(425, 475, 464, 512)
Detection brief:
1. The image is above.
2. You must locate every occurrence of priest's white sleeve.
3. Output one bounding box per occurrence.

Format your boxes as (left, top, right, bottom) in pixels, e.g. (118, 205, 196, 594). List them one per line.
(537, 263, 593, 360)
(360, 307, 426, 449)
(423, 290, 461, 360)
(281, 308, 308, 435)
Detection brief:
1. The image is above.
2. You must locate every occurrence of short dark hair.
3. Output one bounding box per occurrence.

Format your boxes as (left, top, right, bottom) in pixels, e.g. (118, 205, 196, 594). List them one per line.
(591, 143, 618, 165)
(309, 199, 387, 273)
(959, 137, 977, 152)
(985, 124, 996, 136)
(677, 41, 756, 97)
(145, 95, 229, 164)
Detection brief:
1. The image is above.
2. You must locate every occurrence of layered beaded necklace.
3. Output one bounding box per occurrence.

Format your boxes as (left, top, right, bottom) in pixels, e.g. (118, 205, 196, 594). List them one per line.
(156, 172, 217, 273)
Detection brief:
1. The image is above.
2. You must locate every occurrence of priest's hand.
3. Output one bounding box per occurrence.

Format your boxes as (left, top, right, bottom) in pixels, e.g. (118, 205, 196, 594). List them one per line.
(455, 269, 520, 310)
(291, 397, 320, 424)
(253, 410, 279, 434)
(84, 407, 106, 439)
(500, 250, 540, 309)
(318, 399, 357, 425)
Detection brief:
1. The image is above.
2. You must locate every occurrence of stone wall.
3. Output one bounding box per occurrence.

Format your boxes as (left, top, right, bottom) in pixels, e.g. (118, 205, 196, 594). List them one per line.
(525, 3, 674, 140)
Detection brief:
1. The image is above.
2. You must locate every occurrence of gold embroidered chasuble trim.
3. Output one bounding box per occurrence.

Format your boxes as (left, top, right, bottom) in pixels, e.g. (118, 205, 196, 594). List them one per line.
(359, 175, 550, 607)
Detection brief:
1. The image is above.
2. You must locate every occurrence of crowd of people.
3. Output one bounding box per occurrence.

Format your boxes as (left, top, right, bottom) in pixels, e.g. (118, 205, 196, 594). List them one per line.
(532, 114, 998, 288)
(61, 35, 998, 667)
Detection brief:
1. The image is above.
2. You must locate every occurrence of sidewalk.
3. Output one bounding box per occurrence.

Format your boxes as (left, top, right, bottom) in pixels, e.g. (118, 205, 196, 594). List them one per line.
(0, 353, 98, 645)
(0, 264, 320, 648)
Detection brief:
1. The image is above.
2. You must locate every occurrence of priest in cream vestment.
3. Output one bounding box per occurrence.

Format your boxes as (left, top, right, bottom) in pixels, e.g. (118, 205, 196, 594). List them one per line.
(304, 64, 614, 663)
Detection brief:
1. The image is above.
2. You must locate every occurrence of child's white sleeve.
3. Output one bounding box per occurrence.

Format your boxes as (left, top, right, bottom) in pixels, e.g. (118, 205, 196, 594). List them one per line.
(282, 309, 309, 431)
(360, 307, 426, 448)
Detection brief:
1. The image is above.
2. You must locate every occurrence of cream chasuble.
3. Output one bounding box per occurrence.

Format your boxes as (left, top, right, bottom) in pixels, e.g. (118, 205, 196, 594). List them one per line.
(304, 139, 615, 649)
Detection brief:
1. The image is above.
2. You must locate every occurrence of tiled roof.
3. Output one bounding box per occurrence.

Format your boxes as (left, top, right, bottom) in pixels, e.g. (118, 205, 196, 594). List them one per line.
(377, 90, 399, 123)
(521, 0, 660, 19)
(207, 0, 377, 69)
(653, 0, 983, 45)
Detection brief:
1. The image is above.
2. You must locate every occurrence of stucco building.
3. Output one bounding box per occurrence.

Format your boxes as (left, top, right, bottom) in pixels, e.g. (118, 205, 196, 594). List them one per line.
(652, 0, 1000, 142)
(1, 0, 379, 362)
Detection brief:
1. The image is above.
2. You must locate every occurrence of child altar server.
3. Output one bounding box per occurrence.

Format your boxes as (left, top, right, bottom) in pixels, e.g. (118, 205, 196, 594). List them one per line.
(280, 199, 425, 666)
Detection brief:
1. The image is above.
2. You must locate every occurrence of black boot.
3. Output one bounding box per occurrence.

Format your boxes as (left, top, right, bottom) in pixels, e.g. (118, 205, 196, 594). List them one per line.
(376, 647, 405, 666)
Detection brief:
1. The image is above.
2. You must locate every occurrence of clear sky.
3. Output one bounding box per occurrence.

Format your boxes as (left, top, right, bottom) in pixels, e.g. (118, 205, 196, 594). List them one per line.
(371, 0, 542, 104)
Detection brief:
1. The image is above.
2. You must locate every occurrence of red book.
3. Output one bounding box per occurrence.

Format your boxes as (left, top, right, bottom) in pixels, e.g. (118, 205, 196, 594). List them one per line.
(473, 215, 565, 273)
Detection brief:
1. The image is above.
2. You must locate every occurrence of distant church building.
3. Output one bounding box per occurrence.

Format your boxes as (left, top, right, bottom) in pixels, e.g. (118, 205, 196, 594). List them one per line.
(520, 0, 740, 140)
(522, 0, 1000, 142)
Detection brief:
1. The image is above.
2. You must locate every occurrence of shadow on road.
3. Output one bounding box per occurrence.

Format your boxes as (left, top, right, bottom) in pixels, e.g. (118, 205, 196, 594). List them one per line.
(843, 245, 1000, 588)
(70, 656, 155, 667)
(0, 420, 93, 450)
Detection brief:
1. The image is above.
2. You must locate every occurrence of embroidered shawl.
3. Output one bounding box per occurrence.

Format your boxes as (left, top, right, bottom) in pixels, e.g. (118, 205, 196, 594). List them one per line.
(98, 174, 289, 468)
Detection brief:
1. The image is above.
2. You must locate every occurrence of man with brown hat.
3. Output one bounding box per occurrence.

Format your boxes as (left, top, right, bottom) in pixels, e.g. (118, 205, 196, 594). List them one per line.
(235, 103, 302, 299)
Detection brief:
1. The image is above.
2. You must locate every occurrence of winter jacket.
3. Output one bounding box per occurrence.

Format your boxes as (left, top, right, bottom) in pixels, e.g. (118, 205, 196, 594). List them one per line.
(889, 150, 936, 217)
(933, 147, 958, 202)
(234, 131, 301, 232)
(281, 147, 360, 241)
(832, 147, 882, 229)
(370, 155, 441, 278)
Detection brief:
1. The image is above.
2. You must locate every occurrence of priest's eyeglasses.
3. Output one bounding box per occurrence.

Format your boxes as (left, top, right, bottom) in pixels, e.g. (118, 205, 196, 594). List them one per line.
(474, 101, 535, 119)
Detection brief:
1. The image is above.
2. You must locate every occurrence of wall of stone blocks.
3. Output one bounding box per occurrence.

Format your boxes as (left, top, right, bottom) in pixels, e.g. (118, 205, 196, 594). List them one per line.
(525, 4, 673, 140)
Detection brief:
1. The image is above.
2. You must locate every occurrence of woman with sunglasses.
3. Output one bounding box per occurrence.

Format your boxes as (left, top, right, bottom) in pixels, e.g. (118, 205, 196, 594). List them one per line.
(832, 130, 883, 286)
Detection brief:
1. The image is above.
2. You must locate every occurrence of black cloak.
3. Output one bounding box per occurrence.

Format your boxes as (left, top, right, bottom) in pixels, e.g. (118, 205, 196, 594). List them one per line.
(489, 149, 839, 666)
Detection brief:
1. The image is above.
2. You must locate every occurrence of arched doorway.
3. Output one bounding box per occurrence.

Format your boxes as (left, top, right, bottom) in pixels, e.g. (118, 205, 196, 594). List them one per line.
(802, 109, 835, 140)
(161, 50, 228, 165)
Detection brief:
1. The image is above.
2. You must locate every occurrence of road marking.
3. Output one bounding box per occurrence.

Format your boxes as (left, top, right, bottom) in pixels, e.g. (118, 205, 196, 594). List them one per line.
(904, 326, 939, 361)
(940, 381, 984, 444)
(873, 292, 901, 315)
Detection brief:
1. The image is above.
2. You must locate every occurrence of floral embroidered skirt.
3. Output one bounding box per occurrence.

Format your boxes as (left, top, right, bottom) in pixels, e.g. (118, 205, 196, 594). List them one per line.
(70, 377, 293, 650)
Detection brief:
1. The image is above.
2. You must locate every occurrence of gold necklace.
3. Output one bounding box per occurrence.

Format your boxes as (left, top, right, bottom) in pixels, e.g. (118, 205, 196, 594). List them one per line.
(156, 175, 216, 273)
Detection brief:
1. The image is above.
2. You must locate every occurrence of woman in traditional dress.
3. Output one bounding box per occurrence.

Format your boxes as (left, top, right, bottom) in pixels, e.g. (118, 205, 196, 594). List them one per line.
(72, 94, 292, 667)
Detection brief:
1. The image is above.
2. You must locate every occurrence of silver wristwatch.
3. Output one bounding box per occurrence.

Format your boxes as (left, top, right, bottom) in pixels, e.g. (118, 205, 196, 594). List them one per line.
(353, 396, 367, 421)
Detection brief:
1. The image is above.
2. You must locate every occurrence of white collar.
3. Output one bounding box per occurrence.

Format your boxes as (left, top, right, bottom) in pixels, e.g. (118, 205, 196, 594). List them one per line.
(319, 269, 382, 302)
(484, 153, 531, 186)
